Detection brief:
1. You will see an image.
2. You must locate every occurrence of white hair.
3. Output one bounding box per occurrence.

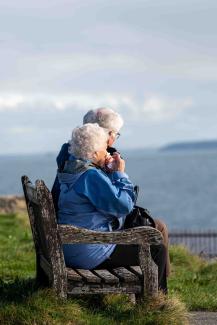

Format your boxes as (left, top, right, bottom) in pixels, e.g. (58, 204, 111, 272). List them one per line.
(68, 123, 108, 160)
(83, 107, 124, 133)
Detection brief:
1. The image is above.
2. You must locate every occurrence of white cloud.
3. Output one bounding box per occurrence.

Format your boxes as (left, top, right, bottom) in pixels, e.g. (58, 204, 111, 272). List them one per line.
(0, 93, 193, 123)
(0, 93, 135, 112)
(0, 95, 24, 110)
(142, 96, 193, 121)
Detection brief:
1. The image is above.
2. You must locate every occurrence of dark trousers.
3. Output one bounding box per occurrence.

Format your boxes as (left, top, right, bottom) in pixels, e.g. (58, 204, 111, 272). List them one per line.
(96, 244, 167, 293)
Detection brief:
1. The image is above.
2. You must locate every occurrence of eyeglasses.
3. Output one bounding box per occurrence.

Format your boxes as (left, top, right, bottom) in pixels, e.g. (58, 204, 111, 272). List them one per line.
(109, 131, 121, 139)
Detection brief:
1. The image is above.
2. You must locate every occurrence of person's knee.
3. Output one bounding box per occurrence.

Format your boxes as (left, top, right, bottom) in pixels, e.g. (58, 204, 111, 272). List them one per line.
(155, 219, 169, 238)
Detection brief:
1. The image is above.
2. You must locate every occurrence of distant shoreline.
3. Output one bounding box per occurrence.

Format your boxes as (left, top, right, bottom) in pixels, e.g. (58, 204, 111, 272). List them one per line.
(161, 140, 217, 151)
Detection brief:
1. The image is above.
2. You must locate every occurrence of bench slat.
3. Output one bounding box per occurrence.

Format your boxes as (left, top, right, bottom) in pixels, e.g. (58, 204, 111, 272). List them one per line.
(67, 268, 83, 281)
(75, 269, 101, 283)
(128, 266, 143, 278)
(110, 267, 139, 283)
(93, 269, 119, 284)
(67, 283, 142, 295)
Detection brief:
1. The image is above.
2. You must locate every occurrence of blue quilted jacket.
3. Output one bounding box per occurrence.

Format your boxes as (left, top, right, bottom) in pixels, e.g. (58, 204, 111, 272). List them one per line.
(58, 155, 135, 269)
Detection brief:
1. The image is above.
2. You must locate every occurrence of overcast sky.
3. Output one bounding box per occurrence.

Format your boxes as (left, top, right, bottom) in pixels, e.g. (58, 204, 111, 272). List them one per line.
(0, 0, 217, 154)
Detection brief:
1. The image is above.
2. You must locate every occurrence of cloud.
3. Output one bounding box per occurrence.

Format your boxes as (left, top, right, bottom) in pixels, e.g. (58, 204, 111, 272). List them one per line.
(142, 96, 193, 121)
(0, 95, 24, 110)
(0, 93, 136, 112)
(0, 93, 193, 120)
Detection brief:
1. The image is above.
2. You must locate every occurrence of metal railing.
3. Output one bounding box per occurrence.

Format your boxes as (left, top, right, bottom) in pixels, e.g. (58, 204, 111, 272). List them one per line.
(169, 230, 217, 258)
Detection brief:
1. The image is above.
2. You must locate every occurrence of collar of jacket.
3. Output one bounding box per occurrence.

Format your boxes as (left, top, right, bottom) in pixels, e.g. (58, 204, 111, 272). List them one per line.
(61, 156, 93, 174)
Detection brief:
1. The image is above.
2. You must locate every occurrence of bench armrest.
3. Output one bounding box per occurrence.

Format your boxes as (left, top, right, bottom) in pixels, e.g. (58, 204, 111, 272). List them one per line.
(58, 224, 163, 245)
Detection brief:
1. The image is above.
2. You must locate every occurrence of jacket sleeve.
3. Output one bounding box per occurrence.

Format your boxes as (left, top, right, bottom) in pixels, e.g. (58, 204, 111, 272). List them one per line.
(73, 169, 135, 216)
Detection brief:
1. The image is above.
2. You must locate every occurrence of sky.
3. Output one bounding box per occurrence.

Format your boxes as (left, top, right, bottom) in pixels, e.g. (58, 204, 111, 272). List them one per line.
(0, 0, 217, 154)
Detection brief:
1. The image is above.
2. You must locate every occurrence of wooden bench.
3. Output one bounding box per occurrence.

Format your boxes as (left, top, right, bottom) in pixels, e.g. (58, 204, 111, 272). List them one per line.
(21, 175, 163, 302)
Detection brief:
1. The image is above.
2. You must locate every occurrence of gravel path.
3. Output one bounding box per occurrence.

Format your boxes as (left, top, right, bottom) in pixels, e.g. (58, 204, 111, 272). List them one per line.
(190, 312, 217, 324)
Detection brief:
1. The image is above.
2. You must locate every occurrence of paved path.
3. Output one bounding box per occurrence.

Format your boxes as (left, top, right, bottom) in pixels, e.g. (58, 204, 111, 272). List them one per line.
(190, 312, 217, 324)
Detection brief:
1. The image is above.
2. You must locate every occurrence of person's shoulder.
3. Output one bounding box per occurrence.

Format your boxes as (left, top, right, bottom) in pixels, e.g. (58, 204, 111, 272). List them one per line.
(74, 167, 107, 191)
(57, 142, 70, 168)
(82, 166, 108, 180)
(61, 142, 69, 151)
(85, 166, 104, 176)
(57, 142, 69, 156)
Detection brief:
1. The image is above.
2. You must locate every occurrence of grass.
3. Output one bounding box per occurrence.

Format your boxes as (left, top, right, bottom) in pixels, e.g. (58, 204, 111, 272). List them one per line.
(3, 212, 216, 324)
(169, 245, 217, 311)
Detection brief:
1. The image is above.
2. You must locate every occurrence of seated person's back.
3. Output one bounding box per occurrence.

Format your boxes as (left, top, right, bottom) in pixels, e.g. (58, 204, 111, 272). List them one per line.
(57, 123, 135, 269)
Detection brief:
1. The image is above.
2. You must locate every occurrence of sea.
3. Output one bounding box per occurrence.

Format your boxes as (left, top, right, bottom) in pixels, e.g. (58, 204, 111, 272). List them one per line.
(1, 149, 217, 230)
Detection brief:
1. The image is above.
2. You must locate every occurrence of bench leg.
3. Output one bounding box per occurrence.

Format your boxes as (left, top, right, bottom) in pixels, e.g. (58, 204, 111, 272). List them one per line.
(128, 294, 136, 304)
(139, 244, 158, 300)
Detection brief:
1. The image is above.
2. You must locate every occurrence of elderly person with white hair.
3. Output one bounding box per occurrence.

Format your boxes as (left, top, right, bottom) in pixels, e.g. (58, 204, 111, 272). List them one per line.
(57, 123, 167, 292)
(51, 108, 123, 211)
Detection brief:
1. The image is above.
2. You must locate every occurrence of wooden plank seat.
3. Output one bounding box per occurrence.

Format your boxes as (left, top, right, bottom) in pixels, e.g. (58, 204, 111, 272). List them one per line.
(66, 267, 142, 295)
(21, 175, 163, 301)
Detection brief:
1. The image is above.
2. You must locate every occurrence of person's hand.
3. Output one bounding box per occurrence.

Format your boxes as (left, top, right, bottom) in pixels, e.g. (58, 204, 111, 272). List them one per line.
(105, 153, 113, 165)
(112, 152, 125, 172)
(104, 153, 115, 172)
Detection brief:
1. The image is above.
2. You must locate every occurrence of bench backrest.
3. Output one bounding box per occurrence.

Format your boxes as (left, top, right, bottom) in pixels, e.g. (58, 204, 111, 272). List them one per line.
(21, 176, 66, 278)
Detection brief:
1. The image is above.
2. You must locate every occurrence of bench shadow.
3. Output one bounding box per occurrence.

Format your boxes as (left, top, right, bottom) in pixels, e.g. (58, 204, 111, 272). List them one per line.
(73, 294, 135, 322)
(0, 277, 38, 303)
(1, 278, 141, 323)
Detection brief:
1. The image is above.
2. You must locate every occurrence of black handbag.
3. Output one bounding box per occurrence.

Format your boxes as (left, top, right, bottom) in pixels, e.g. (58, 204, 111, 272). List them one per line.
(124, 205, 156, 228)
(124, 185, 156, 229)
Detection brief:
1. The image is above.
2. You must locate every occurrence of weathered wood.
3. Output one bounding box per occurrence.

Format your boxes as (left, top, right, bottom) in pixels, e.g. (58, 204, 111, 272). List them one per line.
(26, 184, 39, 205)
(22, 176, 68, 298)
(128, 294, 136, 304)
(110, 267, 139, 283)
(22, 175, 162, 302)
(92, 269, 119, 284)
(75, 269, 101, 283)
(29, 203, 50, 261)
(138, 244, 158, 300)
(21, 176, 48, 285)
(35, 180, 68, 298)
(67, 283, 142, 295)
(128, 266, 143, 278)
(67, 268, 83, 281)
(58, 224, 163, 245)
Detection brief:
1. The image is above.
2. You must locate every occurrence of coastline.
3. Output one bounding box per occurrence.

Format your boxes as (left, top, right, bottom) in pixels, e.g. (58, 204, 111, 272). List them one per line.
(0, 196, 26, 214)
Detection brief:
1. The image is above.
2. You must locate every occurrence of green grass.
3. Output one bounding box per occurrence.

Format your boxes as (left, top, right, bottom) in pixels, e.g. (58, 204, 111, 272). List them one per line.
(1, 213, 207, 325)
(169, 245, 217, 311)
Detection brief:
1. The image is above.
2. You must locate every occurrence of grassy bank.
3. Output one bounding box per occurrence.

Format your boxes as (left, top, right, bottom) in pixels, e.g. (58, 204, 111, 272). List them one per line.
(169, 245, 217, 311)
(1, 212, 215, 324)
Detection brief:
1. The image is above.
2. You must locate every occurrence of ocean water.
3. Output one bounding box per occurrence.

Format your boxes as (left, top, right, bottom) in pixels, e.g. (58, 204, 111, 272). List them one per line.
(0, 149, 217, 230)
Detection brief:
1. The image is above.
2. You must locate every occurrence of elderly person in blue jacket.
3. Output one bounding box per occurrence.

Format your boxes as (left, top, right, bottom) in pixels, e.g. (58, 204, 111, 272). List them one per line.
(52, 107, 123, 211)
(58, 123, 167, 292)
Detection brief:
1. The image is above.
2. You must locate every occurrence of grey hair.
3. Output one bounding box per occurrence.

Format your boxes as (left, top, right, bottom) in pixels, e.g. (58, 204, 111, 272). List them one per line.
(83, 107, 124, 132)
(68, 123, 109, 160)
